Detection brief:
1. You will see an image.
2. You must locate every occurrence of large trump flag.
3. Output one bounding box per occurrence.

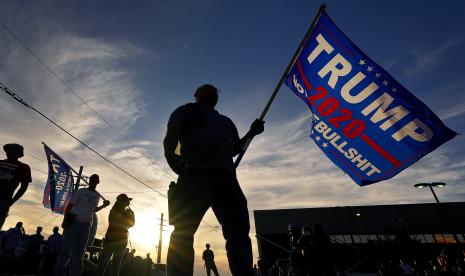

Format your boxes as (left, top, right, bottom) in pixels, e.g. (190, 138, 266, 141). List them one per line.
(43, 144, 74, 214)
(284, 11, 456, 185)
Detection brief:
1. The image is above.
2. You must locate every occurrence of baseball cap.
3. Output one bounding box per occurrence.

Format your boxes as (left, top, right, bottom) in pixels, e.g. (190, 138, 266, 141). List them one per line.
(117, 193, 133, 202)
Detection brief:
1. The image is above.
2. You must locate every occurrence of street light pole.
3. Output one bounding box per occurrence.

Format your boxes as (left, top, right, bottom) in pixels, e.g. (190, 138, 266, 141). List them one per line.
(414, 182, 460, 244)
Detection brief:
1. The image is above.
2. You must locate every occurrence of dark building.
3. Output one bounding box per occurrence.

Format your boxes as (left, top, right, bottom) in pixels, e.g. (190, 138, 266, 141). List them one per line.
(254, 202, 465, 272)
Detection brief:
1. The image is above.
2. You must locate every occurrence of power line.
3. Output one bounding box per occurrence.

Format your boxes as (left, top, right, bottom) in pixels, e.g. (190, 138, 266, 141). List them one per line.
(0, 19, 176, 180)
(1, 82, 167, 199)
(1, 84, 223, 237)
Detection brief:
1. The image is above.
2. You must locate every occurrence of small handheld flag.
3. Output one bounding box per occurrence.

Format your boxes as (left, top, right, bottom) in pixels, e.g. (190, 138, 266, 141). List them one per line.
(284, 11, 456, 185)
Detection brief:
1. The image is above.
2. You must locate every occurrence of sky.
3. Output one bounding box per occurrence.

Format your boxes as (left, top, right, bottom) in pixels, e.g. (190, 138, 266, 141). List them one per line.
(0, 0, 465, 274)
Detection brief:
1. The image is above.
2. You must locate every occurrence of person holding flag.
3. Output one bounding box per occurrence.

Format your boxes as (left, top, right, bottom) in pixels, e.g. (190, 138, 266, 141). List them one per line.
(0, 143, 31, 230)
(164, 84, 264, 276)
(55, 174, 110, 276)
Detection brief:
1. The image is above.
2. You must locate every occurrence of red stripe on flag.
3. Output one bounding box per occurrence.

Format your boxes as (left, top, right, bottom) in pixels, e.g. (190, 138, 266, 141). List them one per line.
(361, 134, 401, 168)
(297, 61, 312, 91)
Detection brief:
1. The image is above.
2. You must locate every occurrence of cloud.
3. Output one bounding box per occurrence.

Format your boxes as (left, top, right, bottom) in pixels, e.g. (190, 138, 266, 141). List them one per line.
(405, 38, 462, 76)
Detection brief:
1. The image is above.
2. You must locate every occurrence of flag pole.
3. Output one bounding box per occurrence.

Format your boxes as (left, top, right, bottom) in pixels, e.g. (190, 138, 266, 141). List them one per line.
(234, 3, 326, 168)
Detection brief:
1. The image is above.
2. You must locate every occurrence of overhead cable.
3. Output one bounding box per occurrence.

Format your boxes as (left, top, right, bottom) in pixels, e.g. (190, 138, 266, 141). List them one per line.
(0, 82, 167, 198)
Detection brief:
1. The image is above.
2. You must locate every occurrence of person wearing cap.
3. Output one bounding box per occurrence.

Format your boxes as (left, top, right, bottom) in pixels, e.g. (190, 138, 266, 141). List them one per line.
(96, 193, 135, 276)
(164, 84, 264, 276)
(55, 174, 110, 276)
(0, 143, 31, 230)
(202, 243, 220, 276)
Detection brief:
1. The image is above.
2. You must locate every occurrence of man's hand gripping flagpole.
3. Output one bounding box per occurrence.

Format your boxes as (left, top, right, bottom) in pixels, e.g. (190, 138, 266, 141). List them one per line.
(234, 3, 327, 168)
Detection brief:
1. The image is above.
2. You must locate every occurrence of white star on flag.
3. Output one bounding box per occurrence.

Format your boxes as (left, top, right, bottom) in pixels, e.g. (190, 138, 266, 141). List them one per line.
(322, 142, 328, 148)
(367, 66, 373, 72)
(315, 136, 321, 141)
(392, 87, 398, 92)
(311, 130, 314, 134)
(375, 73, 381, 78)
(382, 80, 389, 86)
(358, 59, 366, 66)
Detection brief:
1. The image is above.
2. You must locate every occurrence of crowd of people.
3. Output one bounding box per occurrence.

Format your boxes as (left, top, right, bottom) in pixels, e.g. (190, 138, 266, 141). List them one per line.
(0, 221, 158, 275)
(0, 84, 266, 276)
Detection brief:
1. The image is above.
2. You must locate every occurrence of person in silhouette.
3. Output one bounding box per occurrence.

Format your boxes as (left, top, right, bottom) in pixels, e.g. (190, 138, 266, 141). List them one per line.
(55, 174, 110, 276)
(41, 226, 63, 275)
(96, 193, 135, 276)
(26, 226, 44, 273)
(164, 84, 264, 276)
(0, 144, 31, 230)
(0, 221, 25, 272)
(307, 222, 336, 276)
(202, 243, 220, 276)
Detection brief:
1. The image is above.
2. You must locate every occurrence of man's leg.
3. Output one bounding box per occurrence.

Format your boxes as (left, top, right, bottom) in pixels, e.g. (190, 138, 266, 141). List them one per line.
(211, 262, 220, 276)
(55, 224, 77, 276)
(0, 201, 10, 230)
(206, 264, 212, 276)
(212, 172, 254, 276)
(69, 222, 90, 276)
(167, 172, 210, 276)
(96, 243, 114, 276)
(111, 242, 127, 276)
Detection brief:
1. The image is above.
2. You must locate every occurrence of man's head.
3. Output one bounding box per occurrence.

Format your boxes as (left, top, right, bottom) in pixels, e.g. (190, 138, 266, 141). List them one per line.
(3, 144, 24, 160)
(15, 221, 23, 229)
(36, 226, 43, 234)
(206, 243, 210, 249)
(194, 84, 218, 108)
(53, 226, 59, 234)
(88, 174, 100, 190)
(116, 193, 132, 207)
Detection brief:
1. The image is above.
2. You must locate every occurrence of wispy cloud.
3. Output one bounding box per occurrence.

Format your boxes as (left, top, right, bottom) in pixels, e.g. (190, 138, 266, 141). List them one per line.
(405, 38, 462, 76)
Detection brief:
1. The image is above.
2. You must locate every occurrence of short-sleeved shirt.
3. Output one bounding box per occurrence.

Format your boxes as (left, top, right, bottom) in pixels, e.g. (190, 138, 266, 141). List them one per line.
(69, 188, 100, 223)
(168, 103, 240, 173)
(0, 159, 32, 201)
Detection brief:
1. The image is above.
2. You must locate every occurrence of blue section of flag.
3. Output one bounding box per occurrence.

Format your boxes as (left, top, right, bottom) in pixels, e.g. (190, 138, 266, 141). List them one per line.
(284, 11, 456, 185)
(43, 145, 74, 214)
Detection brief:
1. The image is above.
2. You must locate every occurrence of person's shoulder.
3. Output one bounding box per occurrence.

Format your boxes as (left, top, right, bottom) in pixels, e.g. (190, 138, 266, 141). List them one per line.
(17, 160, 31, 171)
(219, 114, 234, 123)
(173, 103, 194, 114)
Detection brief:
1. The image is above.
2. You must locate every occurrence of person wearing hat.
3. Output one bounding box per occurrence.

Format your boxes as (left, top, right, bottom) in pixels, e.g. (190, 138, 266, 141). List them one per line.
(55, 173, 110, 276)
(96, 193, 135, 276)
(164, 84, 264, 276)
(0, 143, 31, 230)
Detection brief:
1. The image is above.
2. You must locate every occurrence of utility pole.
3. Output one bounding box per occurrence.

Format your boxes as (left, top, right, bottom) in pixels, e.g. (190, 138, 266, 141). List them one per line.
(157, 213, 163, 263)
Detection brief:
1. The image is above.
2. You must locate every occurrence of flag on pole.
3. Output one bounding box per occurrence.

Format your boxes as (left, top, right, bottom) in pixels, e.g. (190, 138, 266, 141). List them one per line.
(284, 11, 456, 185)
(43, 144, 74, 214)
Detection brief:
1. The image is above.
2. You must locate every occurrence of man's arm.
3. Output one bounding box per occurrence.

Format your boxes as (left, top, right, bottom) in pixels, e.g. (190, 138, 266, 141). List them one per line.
(125, 208, 135, 228)
(233, 119, 265, 156)
(164, 108, 186, 175)
(95, 200, 110, 212)
(10, 180, 29, 205)
(11, 165, 32, 205)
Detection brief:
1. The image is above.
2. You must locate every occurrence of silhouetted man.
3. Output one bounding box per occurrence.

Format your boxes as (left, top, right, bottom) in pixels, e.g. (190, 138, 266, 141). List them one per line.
(0, 221, 25, 271)
(26, 226, 44, 273)
(203, 243, 220, 276)
(164, 84, 264, 276)
(41, 226, 63, 275)
(96, 193, 135, 276)
(55, 174, 110, 276)
(0, 144, 31, 229)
